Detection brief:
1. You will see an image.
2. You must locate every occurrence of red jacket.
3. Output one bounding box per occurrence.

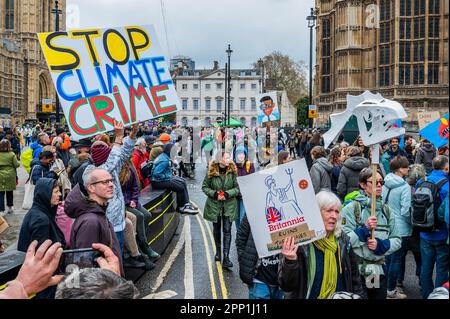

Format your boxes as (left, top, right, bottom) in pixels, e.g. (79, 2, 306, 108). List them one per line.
(132, 149, 150, 188)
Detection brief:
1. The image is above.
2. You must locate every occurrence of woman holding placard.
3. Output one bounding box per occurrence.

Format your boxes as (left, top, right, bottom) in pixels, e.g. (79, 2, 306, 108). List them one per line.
(279, 191, 366, 299)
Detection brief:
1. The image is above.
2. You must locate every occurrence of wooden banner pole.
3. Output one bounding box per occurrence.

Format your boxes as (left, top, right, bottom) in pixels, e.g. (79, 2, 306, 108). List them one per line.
(369, 144, 380, 240)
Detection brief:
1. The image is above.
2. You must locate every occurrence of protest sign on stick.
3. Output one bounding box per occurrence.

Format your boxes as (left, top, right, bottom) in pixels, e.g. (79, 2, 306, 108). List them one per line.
(38, 25, 180, 141)
(419, 113, 449, 149)
(237, 159, 326, 258)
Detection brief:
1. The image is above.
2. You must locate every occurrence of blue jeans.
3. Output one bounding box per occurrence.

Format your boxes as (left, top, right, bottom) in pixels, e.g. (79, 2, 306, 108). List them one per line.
(115, 231, 125, 257)
(249, 282, 284, 299)
(420, 238, 449, 298)
(386, 236, 409, 291)
(235, 200, 245, 231)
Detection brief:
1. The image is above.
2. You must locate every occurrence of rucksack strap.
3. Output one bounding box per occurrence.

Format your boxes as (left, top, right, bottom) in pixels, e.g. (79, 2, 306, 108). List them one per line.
(353, 201, 361, 226)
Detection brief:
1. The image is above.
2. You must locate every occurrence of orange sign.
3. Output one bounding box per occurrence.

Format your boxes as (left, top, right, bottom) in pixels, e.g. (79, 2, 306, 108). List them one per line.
(42, 104, 53, 112)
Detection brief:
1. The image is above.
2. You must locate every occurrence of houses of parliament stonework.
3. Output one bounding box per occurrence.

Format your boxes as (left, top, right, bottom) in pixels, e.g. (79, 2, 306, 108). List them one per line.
(314, 0, 448, 129)
(0, 0, 66, 126)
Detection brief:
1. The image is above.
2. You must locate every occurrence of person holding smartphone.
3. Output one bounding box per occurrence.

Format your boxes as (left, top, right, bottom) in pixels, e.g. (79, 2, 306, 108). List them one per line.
(65, 167, 124, 276)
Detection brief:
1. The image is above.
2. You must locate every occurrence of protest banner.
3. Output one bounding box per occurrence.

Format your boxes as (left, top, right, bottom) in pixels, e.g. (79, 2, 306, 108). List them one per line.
(237, 159, 326, 258)
(417, 111, 441, 130)
(256, 91, 280, 125)
(38, 25, 180, 140)
(419, 113, 449, 149)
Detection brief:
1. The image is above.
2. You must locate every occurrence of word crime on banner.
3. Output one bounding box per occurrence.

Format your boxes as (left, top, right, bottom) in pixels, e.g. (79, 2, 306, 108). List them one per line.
(38, 25, 180, 141)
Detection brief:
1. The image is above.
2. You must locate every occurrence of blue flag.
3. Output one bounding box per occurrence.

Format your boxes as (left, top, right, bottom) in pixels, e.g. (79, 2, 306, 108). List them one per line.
(419, 113, 449, 149)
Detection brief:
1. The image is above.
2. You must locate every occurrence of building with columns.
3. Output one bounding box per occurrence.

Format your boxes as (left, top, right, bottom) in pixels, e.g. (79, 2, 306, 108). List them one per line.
(173, 60, 297, 127)
(314, 0, 449, 129)
(0, 0, 66, 126)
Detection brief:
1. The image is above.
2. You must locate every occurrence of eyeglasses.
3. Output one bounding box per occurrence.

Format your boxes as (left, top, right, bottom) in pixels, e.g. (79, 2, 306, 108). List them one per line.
(366, 179, 384, 186)
(90, 179, 114, 186)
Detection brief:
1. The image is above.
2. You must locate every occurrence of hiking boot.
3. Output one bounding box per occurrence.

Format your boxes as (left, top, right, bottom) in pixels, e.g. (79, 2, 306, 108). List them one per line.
(214, 251, 221, 262)
(387, 289, 407, 299)
(146, 248, 161, 261)
(6, 206, 13, 214)
(123, 256, 146, 269)
(137, 255, 156, 271)
(222, 256, 233, 269)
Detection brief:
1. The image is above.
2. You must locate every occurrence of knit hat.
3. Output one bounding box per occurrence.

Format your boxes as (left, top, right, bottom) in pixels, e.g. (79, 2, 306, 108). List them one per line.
(160, 133, 171, 143)
(91, 141, 111, 166)
(56, 127, 65, 136)
(234, 145, 247, 162)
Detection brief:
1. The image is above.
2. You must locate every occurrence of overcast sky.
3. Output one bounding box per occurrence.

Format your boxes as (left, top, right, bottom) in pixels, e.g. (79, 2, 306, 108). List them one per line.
(66, 0, 316, 70)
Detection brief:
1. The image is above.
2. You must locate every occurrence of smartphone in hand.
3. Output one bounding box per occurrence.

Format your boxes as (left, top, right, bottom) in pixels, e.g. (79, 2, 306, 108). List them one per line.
(57, 248, 102, 274)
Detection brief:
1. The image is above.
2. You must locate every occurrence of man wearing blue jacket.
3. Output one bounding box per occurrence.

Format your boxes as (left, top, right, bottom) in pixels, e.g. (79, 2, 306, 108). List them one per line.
(415, 155, 449, 298)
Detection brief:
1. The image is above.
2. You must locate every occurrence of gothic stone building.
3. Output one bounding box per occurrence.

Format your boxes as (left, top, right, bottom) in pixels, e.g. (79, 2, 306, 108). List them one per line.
(0, 0, 66, 126)
(314, 0, 448, 130)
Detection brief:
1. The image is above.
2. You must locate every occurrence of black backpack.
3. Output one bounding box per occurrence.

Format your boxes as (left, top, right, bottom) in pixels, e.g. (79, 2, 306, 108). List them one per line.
(140, 160, 154, 180)
(411, 178, 447, 232)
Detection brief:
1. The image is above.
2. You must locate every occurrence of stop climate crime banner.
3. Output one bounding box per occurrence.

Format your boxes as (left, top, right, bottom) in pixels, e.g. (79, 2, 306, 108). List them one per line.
(38, 25, 180, 141)
(237, 159, 326, 258)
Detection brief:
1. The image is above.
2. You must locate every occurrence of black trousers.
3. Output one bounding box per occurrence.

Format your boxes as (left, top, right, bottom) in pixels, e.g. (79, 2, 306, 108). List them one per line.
(213, 215, 233, 257)
(152, 176, 189, 209)
(0, 191, 13, 211)
(363, 274, 387, 299)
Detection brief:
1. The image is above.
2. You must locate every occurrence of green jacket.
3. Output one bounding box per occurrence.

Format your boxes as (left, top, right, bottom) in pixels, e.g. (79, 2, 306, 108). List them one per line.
(0, 151, 20, 191)
(202, 160, 240, 223)
(339, 193, 401, 277)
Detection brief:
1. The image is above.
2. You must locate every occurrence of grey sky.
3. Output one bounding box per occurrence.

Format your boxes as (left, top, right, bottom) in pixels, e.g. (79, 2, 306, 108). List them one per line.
(66, 0, 315, 70)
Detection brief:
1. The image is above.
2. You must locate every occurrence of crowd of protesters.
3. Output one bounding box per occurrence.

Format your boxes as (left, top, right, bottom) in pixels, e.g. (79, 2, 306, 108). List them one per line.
(0, 122, 448, 300)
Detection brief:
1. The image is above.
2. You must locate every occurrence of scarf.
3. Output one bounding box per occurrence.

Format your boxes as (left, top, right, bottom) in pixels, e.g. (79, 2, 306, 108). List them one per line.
(314, 233, 339, 299)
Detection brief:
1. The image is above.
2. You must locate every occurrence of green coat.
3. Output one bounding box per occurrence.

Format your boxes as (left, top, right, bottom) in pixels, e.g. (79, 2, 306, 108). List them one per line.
(202, 161, 240, 223)
(0, 151, 20, 191)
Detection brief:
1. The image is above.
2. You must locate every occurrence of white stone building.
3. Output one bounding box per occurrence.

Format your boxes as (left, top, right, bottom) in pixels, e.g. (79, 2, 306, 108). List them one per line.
(173, 62, 297, 127)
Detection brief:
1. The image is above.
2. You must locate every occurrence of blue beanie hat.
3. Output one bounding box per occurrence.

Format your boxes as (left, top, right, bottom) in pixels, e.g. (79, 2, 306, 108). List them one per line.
(234, 145, 247, 162)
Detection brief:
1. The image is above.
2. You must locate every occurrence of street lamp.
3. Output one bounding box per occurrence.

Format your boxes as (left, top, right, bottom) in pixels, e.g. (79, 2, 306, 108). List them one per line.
(257, 58, 265, 94)
(51, 0, 62, 124)
(226, 44, 233, 126)
(306, 7, 317, 129)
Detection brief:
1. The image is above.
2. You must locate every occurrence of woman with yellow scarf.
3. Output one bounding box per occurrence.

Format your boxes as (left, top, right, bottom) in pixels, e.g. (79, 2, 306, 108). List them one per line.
(278, 191, 366, 299)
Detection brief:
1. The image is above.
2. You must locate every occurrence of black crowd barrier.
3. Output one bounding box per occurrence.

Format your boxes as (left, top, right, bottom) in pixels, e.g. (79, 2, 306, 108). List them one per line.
(0, 188, 180, 290)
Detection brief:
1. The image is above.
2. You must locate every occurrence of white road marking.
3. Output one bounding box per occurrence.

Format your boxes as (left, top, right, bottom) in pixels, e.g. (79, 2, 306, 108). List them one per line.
(150, 217, 186, 293)
(142, 290, 178, 299)
(184, 216, 195, 299)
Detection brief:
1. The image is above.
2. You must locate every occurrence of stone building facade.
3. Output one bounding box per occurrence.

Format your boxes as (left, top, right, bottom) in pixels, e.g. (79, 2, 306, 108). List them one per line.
(173, 60, 297, 127)
(0, 0, 66, 126)
(314, 0, 449, 129)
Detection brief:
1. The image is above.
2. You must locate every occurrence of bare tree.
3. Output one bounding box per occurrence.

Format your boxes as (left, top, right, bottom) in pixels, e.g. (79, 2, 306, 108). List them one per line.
(253, 51, 308, 104)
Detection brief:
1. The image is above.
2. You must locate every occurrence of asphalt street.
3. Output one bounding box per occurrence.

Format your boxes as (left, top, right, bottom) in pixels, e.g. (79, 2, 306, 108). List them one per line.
(0, 152, 426, 299)
(135, 162, 425, 299)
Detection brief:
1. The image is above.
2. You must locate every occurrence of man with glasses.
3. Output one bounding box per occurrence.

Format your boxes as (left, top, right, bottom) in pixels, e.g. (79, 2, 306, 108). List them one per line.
(338, 167, 401, 299)
(65, 167, 124, 276)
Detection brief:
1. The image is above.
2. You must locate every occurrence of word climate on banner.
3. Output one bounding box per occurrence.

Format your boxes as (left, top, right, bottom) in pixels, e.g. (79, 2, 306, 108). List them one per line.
(237, 159, 326, 258)
(38, 25, 180, 140)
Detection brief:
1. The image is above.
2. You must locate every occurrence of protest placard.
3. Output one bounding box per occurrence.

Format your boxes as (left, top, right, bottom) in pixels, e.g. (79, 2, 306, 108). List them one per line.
(417, 112, 441, 130)
(38, 25, 180, 140)
(419, 113, 449, 149)
(237, 159, 326, 258)
(256, 91, 280, 125)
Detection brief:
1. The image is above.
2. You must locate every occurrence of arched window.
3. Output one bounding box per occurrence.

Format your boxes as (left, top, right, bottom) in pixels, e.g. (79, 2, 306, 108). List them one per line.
(240, 117, 246, 126)
(205, 117, 211, 127)
(181, 117, 188, 127)
(193, 117, 199, 126)
(251, 117, 257, 127)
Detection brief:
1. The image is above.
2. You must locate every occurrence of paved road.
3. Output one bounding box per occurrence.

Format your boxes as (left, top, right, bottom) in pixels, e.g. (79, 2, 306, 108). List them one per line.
(1, 154, 426, 299)
(135, 163, 425, 299)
